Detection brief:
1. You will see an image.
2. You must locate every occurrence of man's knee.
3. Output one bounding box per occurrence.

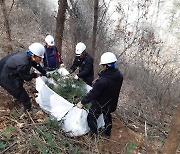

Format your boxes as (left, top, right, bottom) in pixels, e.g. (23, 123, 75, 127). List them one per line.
(4, 85, 21, 99)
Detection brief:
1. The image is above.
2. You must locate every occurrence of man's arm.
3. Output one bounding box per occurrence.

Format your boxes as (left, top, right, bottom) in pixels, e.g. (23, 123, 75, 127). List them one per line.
(69, 56, 79, 73)
(78, 58, 93, 78)
(81, 78, 106, 105)
(31, 61, 46, 76)
(17, 65, 37, 81)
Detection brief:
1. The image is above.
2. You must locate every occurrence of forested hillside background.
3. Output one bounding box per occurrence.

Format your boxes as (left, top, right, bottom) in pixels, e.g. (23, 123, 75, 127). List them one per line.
(0, 0, 179, 153)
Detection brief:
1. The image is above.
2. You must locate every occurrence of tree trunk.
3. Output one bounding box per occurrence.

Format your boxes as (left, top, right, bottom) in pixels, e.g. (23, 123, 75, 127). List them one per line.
(0, 0, 13, 52)
(91, 0, 99, 59)
(55, 0, 68, 53)
(161, 104, 180, 154)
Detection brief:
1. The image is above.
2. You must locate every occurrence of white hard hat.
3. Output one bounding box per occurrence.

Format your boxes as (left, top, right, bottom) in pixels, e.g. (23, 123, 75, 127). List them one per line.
(45, 35, 55, 46)
(75, 42, 86, 56)
(28, 43, 45, 58)
(99, 52, 117, 65)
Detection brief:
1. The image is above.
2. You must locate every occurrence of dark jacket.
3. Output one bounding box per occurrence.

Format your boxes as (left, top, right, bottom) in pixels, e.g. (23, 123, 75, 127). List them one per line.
(70, 53, 94, 86)
(43, 45, 62, 70)
(0, 50, 46, 97)
(81, 68, 123, 112)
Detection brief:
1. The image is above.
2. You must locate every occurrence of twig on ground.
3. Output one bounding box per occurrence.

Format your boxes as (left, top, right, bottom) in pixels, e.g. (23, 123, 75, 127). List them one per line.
(145, 121, 148, 138)
(22, 122, 48, 128)
(26, 111, 35, 124)
(0, 142, 17, 154)
(5, 116, 21, 125)
(20, 113, 26, 119)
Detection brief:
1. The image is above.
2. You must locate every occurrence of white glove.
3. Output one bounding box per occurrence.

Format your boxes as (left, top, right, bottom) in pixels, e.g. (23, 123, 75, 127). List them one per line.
(74, 75, 79, 80)
(77, 102, 83, 109)
(60, 63, 65, 67)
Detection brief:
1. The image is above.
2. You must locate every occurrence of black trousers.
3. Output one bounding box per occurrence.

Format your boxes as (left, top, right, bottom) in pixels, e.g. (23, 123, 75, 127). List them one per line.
(0, 77, 31, 110)
(87, 105, 112, 136)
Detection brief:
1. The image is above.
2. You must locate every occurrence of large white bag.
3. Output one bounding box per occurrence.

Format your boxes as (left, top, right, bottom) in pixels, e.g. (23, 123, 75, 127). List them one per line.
(35, 68, 104, 136)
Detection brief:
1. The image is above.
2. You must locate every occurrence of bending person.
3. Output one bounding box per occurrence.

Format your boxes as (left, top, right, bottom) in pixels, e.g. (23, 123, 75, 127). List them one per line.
(69, 42, 94, 86)
(0, 43, 47, 111)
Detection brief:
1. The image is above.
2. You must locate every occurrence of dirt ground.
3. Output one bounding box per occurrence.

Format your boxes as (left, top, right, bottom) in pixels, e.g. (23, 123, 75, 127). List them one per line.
(0, 80, 155, 154)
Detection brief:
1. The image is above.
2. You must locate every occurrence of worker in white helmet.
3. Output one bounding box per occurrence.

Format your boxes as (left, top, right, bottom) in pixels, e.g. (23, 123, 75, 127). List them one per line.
(77, 52, 123, 139)
(0, 43, 47, 111)
(69, 42, 94, 86)
(43, 35, 63, 71)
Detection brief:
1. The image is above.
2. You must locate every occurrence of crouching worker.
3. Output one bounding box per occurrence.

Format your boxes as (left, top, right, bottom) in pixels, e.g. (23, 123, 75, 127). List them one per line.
(0, 43, 47, 112)
(69, 42, 94, 86)
(77, 52, 123, 138)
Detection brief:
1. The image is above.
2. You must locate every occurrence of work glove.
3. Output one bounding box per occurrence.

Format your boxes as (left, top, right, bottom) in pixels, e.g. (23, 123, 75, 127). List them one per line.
(77, 102, 83, 109)
(74, 75, 79, 80)
(60, 63, 65, 67)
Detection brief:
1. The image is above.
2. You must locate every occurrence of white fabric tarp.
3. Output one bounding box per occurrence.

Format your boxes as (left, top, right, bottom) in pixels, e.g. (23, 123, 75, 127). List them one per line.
(35, 67, 104, 137)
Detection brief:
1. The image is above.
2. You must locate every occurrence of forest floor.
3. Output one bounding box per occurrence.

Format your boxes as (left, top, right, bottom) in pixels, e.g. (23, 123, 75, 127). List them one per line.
(0, 79, 175, 154)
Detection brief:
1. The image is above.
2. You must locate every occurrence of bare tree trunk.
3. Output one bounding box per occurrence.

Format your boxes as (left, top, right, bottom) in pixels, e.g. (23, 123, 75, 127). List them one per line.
(161, 104, 180, 154)
(55, 0, 68, 52)
(91, 0, 99, 59)
(0, 0, 13, 52)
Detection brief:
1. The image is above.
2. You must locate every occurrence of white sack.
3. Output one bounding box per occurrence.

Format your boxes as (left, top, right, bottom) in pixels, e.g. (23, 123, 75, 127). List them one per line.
(35, 68, 104, 136)
(62, 108, 105, 136)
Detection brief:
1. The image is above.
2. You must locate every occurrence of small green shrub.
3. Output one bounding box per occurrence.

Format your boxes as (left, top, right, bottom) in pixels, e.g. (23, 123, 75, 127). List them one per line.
(2, 126, 15, 140)
(126, 141, 137, 154)
(47, 73, 88, 107)
(11, 109, 20, 119)
(28, 119, 81, 153)
(0, 140, 6, 150)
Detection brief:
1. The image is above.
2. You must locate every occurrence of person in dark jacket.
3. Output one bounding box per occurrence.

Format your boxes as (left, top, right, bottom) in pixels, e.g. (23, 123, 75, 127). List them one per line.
(43, 35, 63, 71)
(0, 43, 47, 111)
(77, 52, 123, 138)
(69, 42, 94, 86)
